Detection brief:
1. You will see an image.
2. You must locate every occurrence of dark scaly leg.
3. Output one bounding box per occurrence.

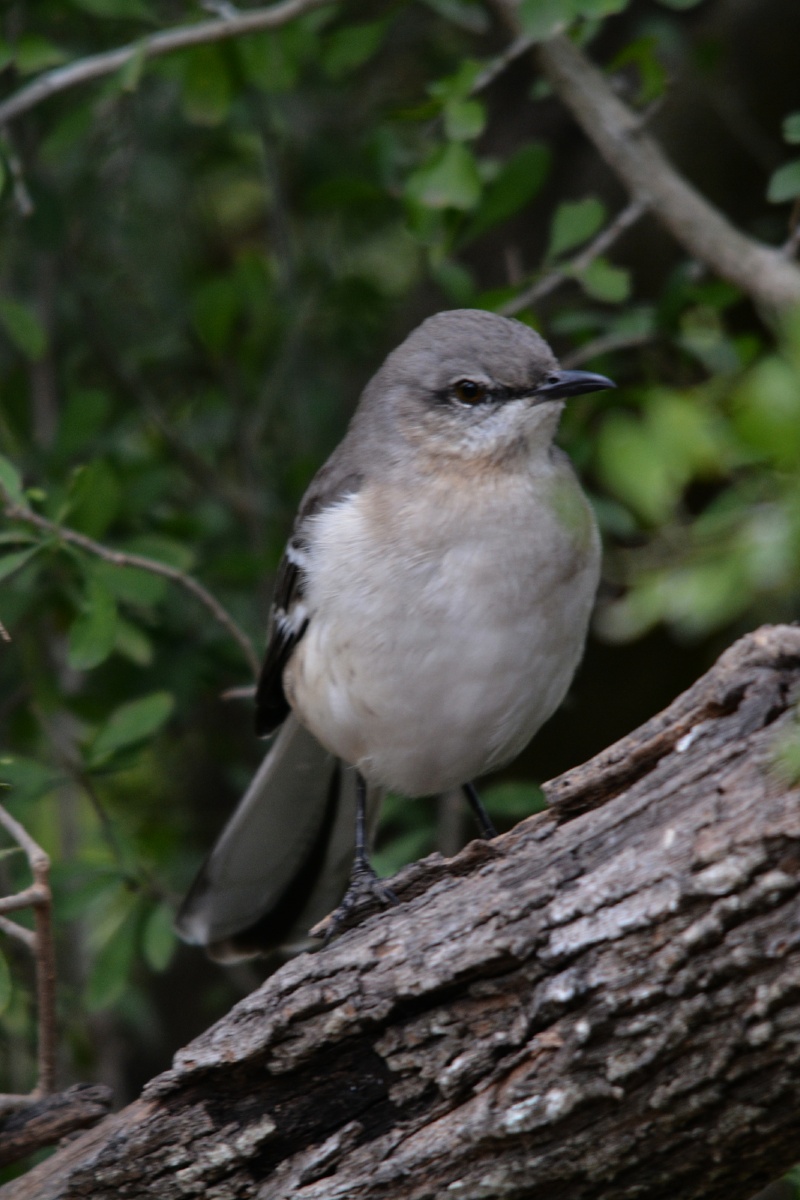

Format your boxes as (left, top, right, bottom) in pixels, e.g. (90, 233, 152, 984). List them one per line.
(321, 771, 396, 943)
(463, 780, 497, 840)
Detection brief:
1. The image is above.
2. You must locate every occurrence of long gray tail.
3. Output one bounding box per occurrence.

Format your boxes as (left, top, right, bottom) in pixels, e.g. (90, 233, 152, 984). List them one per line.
(175, 716, 381, 961)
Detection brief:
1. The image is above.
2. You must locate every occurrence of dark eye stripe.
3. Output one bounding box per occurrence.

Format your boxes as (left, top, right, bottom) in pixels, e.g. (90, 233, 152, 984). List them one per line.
(434, 382, 535, 407)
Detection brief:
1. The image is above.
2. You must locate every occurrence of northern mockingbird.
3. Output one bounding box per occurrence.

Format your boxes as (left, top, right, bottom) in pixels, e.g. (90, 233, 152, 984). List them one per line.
(176, 309, 614, 959)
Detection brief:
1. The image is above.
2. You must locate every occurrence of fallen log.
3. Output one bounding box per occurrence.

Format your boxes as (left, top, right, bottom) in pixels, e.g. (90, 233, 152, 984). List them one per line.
(3, 624, 800, 1200)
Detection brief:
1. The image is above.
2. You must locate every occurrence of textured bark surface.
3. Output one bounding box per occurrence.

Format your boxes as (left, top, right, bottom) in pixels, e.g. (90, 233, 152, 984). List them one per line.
(0, 1086, 112, 1169)
(4, 625, 800, 1200)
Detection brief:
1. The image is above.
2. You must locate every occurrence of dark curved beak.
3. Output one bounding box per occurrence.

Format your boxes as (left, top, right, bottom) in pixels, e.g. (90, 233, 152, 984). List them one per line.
(534, 369, 616, 400)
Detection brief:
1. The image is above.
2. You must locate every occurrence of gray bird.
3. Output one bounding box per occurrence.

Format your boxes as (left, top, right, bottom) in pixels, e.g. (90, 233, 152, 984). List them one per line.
(176, 309, 614, 958)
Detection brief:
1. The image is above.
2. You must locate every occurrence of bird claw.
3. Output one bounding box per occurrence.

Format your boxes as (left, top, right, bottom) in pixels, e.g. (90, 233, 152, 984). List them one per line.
(312, 859, 398, 944)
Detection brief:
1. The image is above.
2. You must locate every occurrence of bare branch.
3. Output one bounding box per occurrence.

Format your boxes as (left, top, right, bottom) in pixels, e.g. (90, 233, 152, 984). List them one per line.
(524, 32, 800, 316)
(0, 914, 36, 950)
(0, 1084, 113, 1167)
(1, 493, 260, 679)
(0, 803, 57, 1097)
(0, 0, 331, 127)
(501, 198, 647, 316)
(471, 32, 536, 95)
(561, 328, 654, 368)
(783, 198, 800, 261)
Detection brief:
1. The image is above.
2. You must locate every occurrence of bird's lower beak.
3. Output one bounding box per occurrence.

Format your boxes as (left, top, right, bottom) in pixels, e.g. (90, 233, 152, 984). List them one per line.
(533, 369, 616, 400)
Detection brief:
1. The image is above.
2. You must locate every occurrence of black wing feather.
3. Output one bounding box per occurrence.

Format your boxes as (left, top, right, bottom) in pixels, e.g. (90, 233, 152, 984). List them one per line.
(255, 546, 308, 736)
(254, 458, 364, 738)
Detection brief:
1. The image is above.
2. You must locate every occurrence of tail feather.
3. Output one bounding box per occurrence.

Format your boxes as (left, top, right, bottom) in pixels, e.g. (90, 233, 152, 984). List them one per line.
(175, 716, 381, 960)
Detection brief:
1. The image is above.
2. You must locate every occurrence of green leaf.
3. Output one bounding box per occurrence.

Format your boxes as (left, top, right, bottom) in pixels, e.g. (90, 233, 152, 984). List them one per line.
(608, 36, 667, 106)
(323, 20, 388, 79)
(180, 45, 232, 127)
(123, 534, 194, 572)
(428, 60, 482, 103)
(461, 143, 550, 243)
(56, 389, 112, 459)
(732, 356, 800, 467)
(517, 0, 572, 40)
(94, 560, 167, 606)
(547, 197, 606, 259)
(405, 142, 482, 211)
(767, 159, 800, 203)
(114, 617, 154, 666)
(68, 577, 119, 671)
(0, 455, 26, 505)
(596, 412, 676, 524)
(68, 0, 154, 17)
(14, 36, 69, 75)
(86, 910, 138, 1012)
(0, 755, 65, 801)
(0, 947, 11, 1017)
(192, 277, 240, 356)
(0, 298, 47, 361)
(142, 902, 177, 971)
(89, 691, 175, 765)
(783, 113, 800, 145)
(0, 546, 40, 583)
(65, 459, 121, 539)
(575, 0, 629, 13)
(576, 257, 631, 303)
(443, 97, 486, 142)
(483, 782, 547, 819)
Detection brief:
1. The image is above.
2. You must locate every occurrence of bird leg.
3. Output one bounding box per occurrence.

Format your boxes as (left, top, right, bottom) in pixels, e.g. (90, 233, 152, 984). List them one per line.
(462, 781, 497, 839)
(321, 772, 396, 943)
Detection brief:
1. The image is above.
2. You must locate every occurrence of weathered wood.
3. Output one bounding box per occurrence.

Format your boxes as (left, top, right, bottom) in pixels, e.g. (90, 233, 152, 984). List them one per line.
(0, 1085, 112, 1168)
(3, 624, 800, 1200)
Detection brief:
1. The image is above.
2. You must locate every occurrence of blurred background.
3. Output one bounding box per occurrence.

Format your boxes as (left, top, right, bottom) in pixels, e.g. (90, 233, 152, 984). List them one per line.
(0, 0, 799, 1180)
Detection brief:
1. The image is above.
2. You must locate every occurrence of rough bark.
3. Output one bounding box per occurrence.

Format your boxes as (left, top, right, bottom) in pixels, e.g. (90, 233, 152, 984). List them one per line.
(3, 624, 800, 1200)
(0, 1086, 112, 1169)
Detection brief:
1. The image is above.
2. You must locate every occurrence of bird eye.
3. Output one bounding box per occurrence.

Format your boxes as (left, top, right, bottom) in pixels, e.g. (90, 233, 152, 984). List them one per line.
(453, 380, 488, 405)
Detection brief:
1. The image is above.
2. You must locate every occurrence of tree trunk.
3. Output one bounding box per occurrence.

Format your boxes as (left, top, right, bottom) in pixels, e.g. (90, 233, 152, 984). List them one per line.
(4, 624, 800, 1200)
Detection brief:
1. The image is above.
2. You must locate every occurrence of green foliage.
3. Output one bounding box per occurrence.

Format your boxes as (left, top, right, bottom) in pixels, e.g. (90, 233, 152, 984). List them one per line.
(594, 317, 800, 641)
(0, 298, 47, 360)
(0, 946, 11, 1017)
(547, 197, 606, 259)
(768, 160, 800, 204)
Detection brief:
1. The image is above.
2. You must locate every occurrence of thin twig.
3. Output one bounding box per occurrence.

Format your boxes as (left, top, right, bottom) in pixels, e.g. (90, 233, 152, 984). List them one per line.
(501, 198, 647, 316)
(0, 914, 36, 950)
(782, 198, 800, 260)
(561, 329, 654, 368)
(1, 493, 260, 678)
(0, 618, 10, 643)
(0, 130, 34, 217)
(471, 32, 536, 95)
(0, 0, 331, 127)
(528, 30, 800, 314)
(0, 803, 56, 1096)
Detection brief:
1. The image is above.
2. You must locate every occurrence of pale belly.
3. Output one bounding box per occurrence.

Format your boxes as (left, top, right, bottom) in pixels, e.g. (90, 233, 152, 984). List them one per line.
(285, 468, 600, 796)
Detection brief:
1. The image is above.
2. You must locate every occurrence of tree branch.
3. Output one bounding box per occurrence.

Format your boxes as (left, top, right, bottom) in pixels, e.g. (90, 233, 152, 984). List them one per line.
(0, 494, 260, 679)
(5, 625, 800, 1200)
(527, 32, 800, 316)
(0, 803, 57, 1105)
(0, 0, 331, 127)
(500, 197, 647, 316)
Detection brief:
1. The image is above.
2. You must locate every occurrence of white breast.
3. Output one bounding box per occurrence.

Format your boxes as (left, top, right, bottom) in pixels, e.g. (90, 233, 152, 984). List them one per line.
(284, 457, 600, 796)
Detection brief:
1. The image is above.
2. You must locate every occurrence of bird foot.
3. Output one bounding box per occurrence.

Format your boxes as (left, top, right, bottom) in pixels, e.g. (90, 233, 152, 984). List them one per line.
(312, 860, 398, 944)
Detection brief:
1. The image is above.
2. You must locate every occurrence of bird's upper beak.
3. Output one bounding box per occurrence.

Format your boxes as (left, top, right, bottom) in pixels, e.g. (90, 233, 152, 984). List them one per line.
(533, 369, 616, 400)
